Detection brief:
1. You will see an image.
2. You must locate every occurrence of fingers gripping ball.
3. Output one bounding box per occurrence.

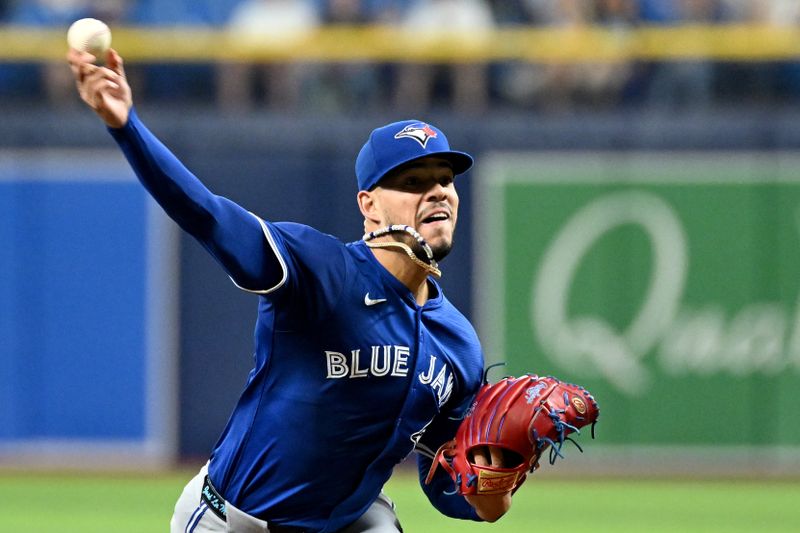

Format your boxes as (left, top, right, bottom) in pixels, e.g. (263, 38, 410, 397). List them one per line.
(67, 18, 112, 57)
(425, 374, 599, 496)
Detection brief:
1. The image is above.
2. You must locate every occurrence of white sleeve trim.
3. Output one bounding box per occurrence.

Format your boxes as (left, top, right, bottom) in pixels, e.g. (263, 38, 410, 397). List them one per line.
(414, 442, 437, 459)
(228, 213, 289, 295)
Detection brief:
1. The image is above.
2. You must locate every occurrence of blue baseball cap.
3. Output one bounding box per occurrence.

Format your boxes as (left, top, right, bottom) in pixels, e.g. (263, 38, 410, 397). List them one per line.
(355, 120, 474, 191)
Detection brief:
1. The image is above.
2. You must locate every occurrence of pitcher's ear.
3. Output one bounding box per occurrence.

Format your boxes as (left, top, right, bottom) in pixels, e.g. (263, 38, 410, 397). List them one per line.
(357, 190, 381, 224)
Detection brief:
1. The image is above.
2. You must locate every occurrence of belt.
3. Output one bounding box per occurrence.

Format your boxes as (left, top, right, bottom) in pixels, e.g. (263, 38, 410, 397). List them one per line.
(201, 476, 305, 533)
(201, 475, 228, 521)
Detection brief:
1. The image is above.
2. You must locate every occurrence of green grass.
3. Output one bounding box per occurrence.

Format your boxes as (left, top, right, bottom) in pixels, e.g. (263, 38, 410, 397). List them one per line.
(388, 476, 800, 532)
(1, 470, 798, 532)
(0, 471, 188, 533)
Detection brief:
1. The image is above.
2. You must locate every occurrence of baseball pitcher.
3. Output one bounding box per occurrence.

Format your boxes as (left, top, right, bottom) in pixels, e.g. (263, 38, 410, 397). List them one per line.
(67, 46, 598, 533)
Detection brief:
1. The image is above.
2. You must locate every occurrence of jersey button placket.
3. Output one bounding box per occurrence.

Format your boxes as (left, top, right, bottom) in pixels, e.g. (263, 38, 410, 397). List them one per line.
(417, 308, 425, 343)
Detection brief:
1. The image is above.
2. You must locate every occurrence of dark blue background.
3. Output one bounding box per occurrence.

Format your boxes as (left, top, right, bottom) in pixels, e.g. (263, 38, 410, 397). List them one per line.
(4, 105, 800, 457)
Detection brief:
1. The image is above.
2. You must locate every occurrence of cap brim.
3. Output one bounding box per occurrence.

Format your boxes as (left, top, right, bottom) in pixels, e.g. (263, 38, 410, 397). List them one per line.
(437, 150, 474, 176)
(376, 150, 474, 188)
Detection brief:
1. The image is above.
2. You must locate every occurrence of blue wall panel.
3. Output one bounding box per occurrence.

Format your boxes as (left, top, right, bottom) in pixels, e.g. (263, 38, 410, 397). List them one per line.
(0, 154, 158, 446)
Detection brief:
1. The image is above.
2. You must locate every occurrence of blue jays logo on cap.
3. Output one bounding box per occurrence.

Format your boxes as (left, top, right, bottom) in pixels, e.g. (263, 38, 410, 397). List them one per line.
(394, 123, 438, 148)
(355, 119, 474, 191)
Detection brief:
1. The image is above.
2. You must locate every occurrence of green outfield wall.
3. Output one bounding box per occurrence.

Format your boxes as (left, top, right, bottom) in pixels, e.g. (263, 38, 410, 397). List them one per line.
(476, 152, 800, 453)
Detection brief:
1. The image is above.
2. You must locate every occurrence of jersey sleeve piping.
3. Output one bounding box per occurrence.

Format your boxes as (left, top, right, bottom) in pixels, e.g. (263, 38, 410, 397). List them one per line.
(228, 213, 289, 295)
(414, 441, 437, 459)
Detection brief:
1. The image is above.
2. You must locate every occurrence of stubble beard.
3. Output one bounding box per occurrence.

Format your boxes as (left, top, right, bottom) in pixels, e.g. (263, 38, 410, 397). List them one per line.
(379, 218, 453, 264)
(412, 225, 455, 262)
(431, 237, 453, 262)
(425, 217, 456, 262)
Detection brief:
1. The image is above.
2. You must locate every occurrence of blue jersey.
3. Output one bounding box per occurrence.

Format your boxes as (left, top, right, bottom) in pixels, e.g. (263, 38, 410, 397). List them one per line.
(110, 109, 485, 532)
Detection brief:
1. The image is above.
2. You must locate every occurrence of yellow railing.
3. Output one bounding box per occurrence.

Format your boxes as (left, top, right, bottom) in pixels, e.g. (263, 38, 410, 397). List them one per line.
(2, 24, 800, 62)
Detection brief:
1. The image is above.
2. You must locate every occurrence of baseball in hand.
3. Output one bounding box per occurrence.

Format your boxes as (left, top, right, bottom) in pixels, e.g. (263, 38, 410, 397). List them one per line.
(67, 18, 112, 57)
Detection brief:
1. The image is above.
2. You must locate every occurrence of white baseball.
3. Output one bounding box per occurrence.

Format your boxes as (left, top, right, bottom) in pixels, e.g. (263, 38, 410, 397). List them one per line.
(67, 18, 112, 57)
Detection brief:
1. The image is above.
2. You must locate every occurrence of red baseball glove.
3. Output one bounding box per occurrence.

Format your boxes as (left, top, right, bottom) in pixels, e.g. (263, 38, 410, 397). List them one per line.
(425, 374, 599, 495)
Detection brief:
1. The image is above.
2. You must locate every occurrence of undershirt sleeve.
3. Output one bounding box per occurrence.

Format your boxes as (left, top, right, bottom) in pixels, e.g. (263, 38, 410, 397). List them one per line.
(414, 392, 482, 521)
(108, 107, 284, 292)
(416, 454, 481, 521)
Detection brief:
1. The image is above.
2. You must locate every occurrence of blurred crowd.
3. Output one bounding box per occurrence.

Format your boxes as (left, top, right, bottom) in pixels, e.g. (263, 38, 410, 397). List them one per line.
(1, 0, 800, 113)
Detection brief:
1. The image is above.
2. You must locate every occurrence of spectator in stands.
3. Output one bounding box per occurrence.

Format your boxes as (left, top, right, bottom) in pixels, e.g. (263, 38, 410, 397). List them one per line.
(301, 0, 386, 113)
(726, 0, 800, 103)
(393, 0, 495, 114)
(589, 0, 640, 107)
(217, 0, 320, 111)
(368, 0, 414, 23)
(494, 0, 596, 110)
(491, 0, 639, 110)
(128, 0, 241, 26)
(2, 0, 131, 105)
(641, 0, 720, 110)
(765, 0, 800, 21)
(128, 0, 239, 104)
(0, 0, 11, 21)
(762, 1, 800, 98)
(321, 0, 369, 23)
(485, 0, 529, 25)
(8, 0, 91, 24)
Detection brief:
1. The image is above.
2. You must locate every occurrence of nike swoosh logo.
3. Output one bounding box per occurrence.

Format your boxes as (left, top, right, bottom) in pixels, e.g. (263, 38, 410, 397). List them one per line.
(364, 293, 387, 306)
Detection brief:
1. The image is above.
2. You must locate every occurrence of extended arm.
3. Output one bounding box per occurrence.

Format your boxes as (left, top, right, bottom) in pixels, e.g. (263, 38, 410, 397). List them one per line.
(67, 49, 282, 290)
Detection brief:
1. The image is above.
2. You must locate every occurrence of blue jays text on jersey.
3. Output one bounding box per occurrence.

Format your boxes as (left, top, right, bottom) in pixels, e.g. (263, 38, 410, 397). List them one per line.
(109, 108, 485, 532)
(325, 346, 454, 407)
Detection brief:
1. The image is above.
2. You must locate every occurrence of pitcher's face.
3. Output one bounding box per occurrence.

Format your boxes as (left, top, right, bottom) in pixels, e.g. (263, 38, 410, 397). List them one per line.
(371, 157, 459, 261)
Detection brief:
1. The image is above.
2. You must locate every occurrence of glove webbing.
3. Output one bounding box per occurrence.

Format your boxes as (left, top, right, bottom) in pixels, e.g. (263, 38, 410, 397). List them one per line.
(532, 390, 597, 466)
